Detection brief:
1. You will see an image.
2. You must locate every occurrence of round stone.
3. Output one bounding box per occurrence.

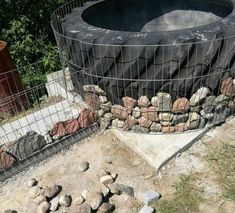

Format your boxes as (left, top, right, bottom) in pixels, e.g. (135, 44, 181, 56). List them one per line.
(98, 202, 114, 212)
(86, 191, 103, 210)
(42, 185, 59, 199)
(37, 201, 50, 213)
(29, 186, 41, 199)
(74, 195, 85, 205)
(27, 178, 37, 188)
(78, 161, 89, 172)
(50, 197, 59, 211)
(59, 194, 71, 207)
(77, 203, 92, 213)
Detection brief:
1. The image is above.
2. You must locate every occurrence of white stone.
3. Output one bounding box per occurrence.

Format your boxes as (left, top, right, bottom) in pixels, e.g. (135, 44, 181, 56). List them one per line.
(190, 87, 209, 106)
(142, 190, 161, 206)
(99, 96, 108, 104)
(74, 196, 85, 205)
(132, 106, 141, 119)
(50, 197, 59, 211)
(59, 194, 71, 207)
(37, 201, 50, 213)
(139, 205, 155, 213)
(112, 119, 125, 128)
(100, 175, 114, 185)
(151, 96, 159, 107)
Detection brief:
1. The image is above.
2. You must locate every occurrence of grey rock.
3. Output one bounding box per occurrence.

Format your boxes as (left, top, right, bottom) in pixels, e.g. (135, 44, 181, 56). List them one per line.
(131, 125, 149, 133)
(139, 205, 154, 213)
(215, 102, 228, 113)
(212, 108, 230, 125)
(157, 92, 172, 112)
(202, 96, 216, 113)
(86, 191, 103, 210)
(132, 106, 141, 119)
(101, 101, 112, 112)
(199, 117, 206, 129)
(78, 161, 89, 172)
(190, 106, 201, 113)
(50, 197, 59, 211)
(190, 87, 209, 106)
(215, 94, 229, 104)
(9, 131, 46, 160)
(59, 194, 71, 207)
(150, 122, 161, 132)
(200, 110, 214, 120)
(112, 119, 125, 129)
(103, 113, 114, 123)
(114, 183, 134, 197)
(83, 85, 105, 95)
(142, 190, 161, 206)
(172, 113, 189, 125)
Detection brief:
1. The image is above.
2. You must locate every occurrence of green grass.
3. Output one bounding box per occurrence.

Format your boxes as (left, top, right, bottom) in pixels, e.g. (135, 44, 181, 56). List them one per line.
(157, 174, 203, 213)
(206, 143, 235, 202)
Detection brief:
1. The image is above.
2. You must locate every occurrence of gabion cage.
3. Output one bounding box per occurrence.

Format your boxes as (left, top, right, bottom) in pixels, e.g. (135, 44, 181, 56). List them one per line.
(51, 0, 235, 134)
(0, 60, 99, 182)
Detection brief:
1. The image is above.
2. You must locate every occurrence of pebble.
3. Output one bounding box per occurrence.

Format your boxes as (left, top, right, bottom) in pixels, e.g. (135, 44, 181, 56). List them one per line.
(42, 185, 60, 199)
(78, 161, 89, 172)
(114, 184, 134, 197)
(35, 195, 47, 205)
(59, 194, 72, 207)
(50, 197, 59, 211)
(37, 201, 50, 213)
(27, 178, 37, 188)
(77, 203, 92, 213)
(99, 96, 108, 104)
(86, 191, 103, 210)
(73, 195, 85, 205)
(29, 186, 41, 199)
(100, 175, 114, 185)
(98, 202, 114, 212)
(101, 185, 110, 197)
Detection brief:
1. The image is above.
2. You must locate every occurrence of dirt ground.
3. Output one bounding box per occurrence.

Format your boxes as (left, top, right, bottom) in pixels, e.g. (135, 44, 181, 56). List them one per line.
(1, 118, 235, 213)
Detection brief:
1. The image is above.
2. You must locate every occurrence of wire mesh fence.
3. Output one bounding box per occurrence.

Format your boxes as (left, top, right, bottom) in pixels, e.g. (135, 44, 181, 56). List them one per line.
(51, 0, 235, 134)
(0, 60, 99, 182)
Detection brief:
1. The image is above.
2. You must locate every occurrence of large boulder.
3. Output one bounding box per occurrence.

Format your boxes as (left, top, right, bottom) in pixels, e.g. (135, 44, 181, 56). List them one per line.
(9, 131, 46, 160)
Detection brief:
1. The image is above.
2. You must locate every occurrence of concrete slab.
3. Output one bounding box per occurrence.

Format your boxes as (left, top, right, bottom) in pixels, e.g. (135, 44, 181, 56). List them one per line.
(111, 128, 208, 171)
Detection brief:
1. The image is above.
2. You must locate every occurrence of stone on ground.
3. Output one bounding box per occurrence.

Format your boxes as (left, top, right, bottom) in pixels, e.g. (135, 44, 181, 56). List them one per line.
(142, 190, 161, 206)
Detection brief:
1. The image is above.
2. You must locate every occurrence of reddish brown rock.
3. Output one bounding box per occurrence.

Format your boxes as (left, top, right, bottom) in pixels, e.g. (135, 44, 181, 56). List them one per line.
(161, 126, 175, 133)
(0, 149, 16, 170)
(84, 93, 101, 110)
(220, 77, 234, 97)
(123, 116, 138, 130)
(111, 105, 129, 120)
(141, 107, 159, 122)
(172, 98, 190, 113)
(78, 109, 98, 128)
(122, 96, 137, 113)
(64, 119, 81, 134)
(50, 122, 66, 138)
(138, 116, 152, 128)
(175, 123, 189, 132)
